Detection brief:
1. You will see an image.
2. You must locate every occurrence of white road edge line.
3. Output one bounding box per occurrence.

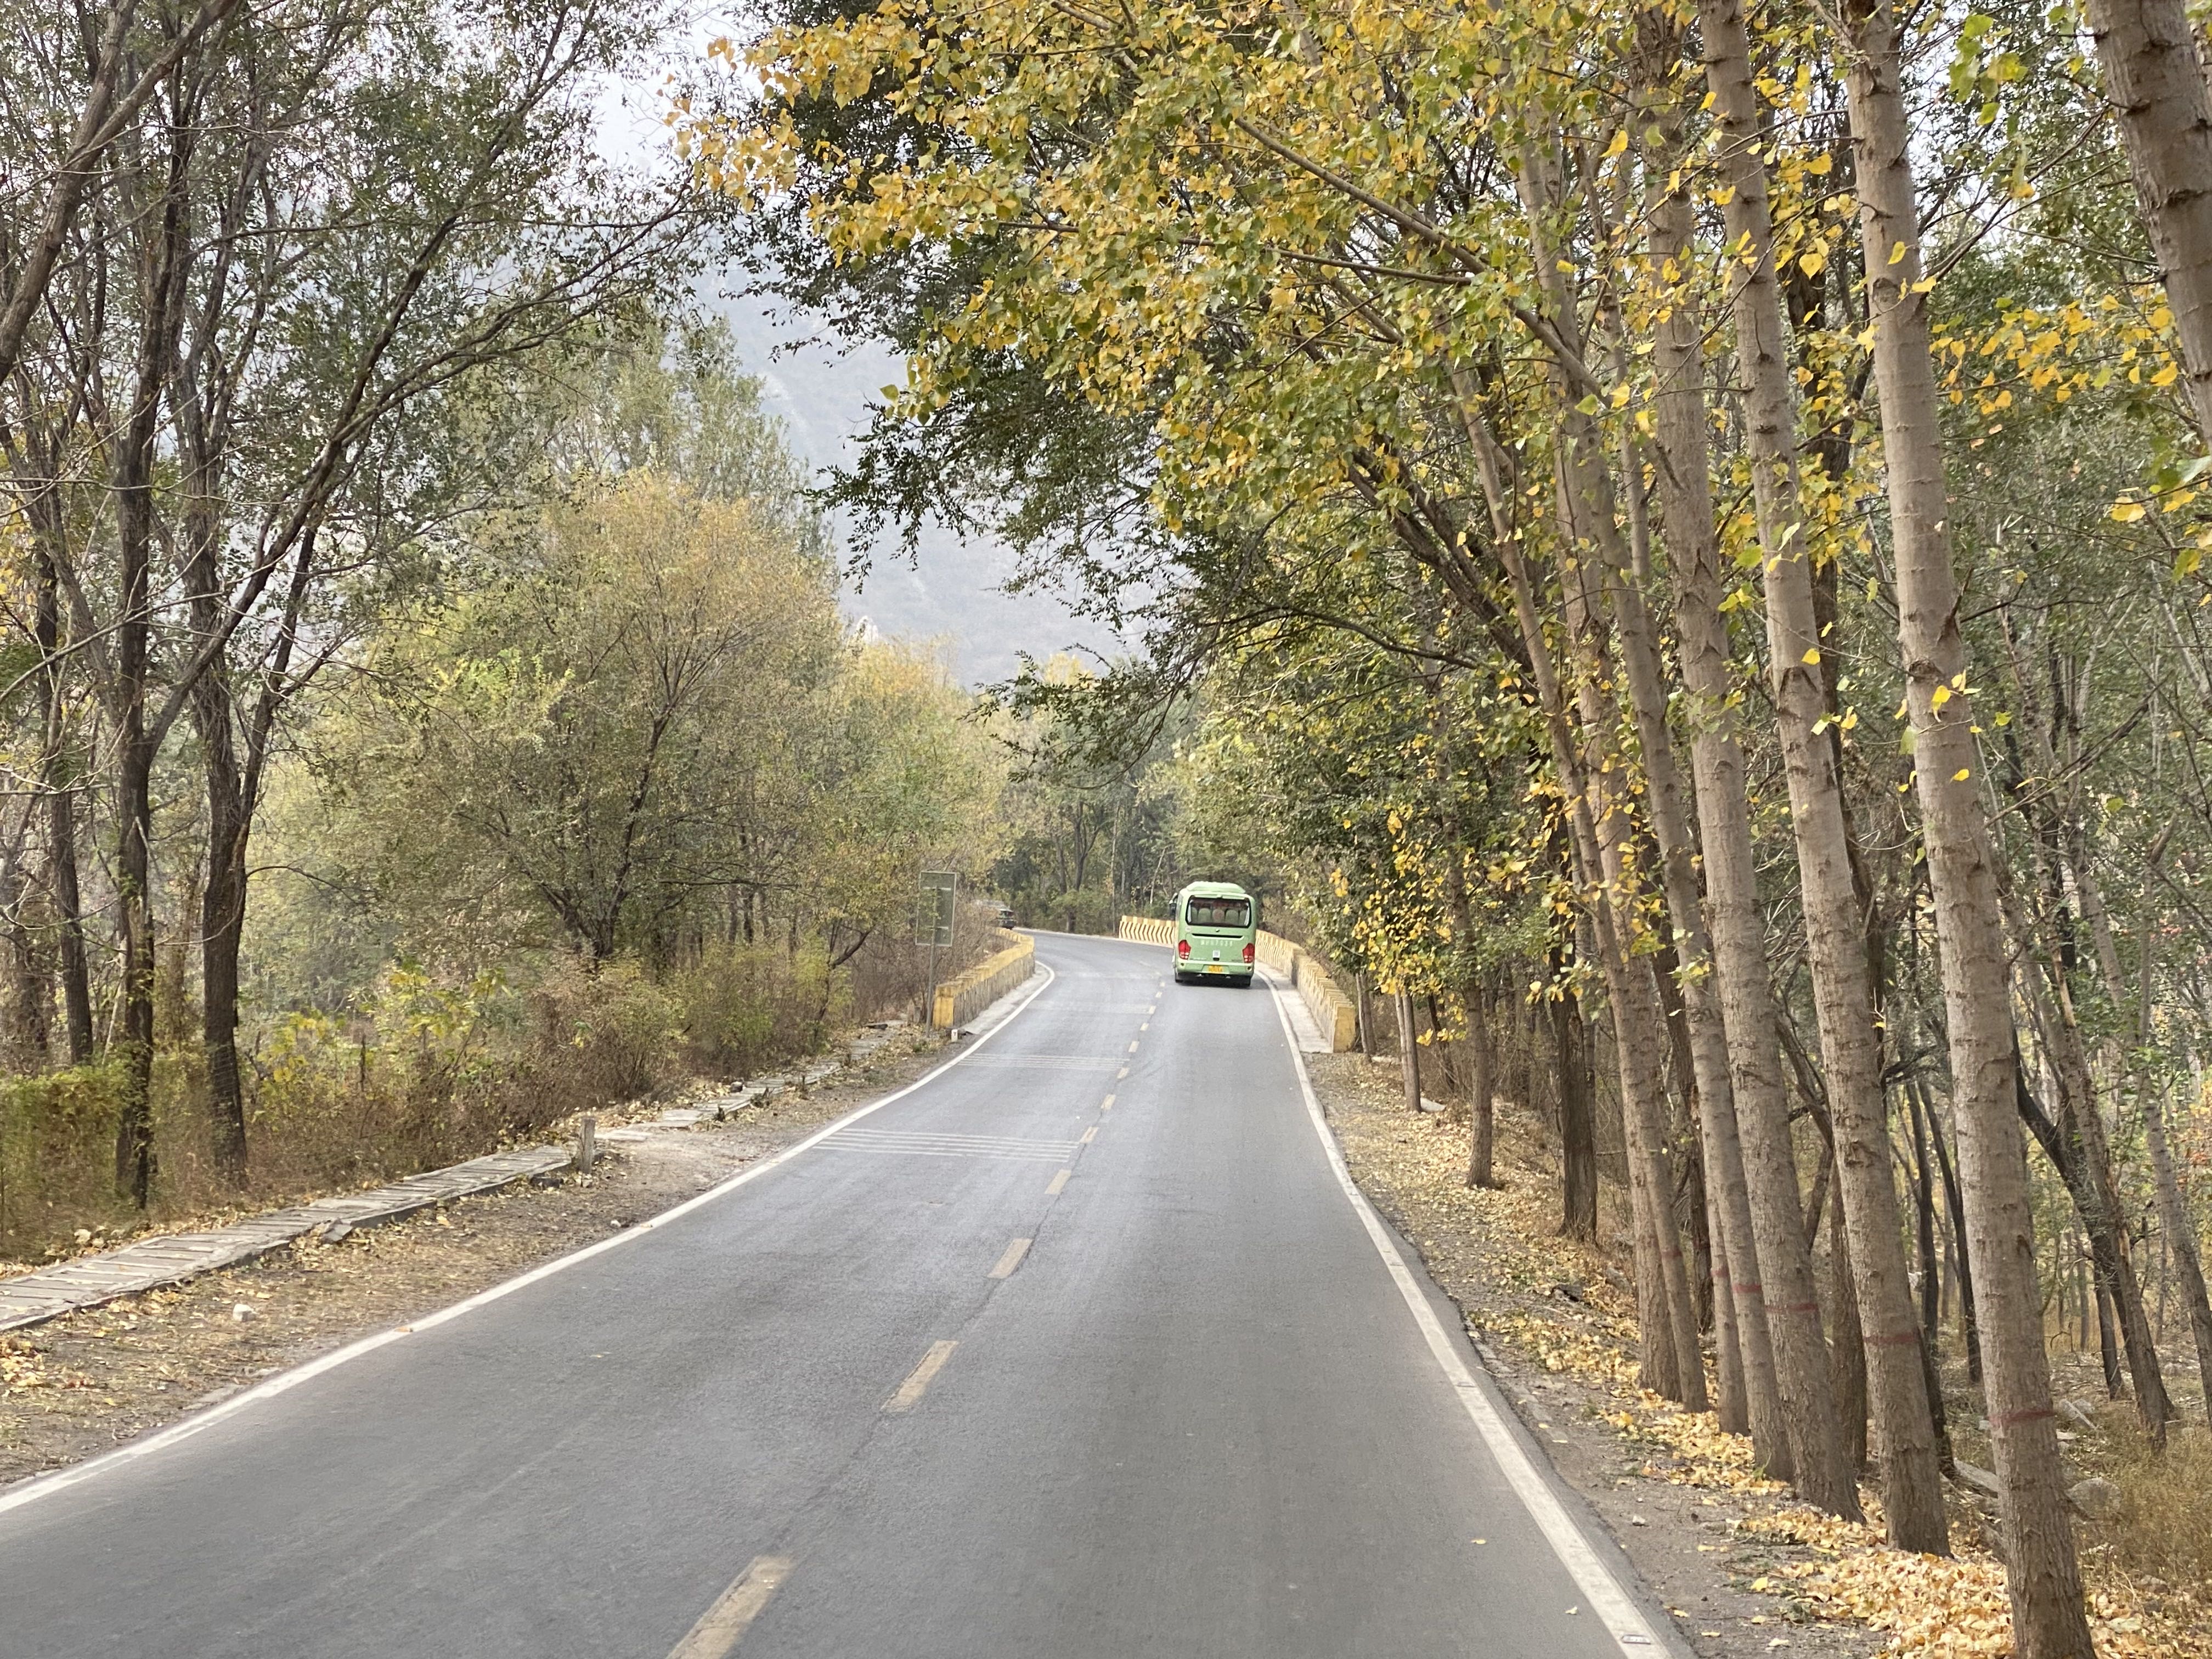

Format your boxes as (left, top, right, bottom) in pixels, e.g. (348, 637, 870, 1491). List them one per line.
(667, 1553, 794, 1658)
(0, 963, 1062, 1520)
(1264, 979, 1669, 1658)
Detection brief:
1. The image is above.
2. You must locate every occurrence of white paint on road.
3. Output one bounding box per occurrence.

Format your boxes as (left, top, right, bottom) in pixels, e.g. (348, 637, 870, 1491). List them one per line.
(821, 1128, 1077, 1161)
(668, 1555, 793, 1658)
(987, 1239, 1032, 1279)
(884, 1340, 959, 1412)
(0, 966, 1061, 1520)
(1265, 984, 1674, 1659)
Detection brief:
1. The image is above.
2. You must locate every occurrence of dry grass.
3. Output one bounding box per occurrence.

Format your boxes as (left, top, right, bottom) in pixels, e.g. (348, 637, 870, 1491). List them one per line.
(2094, 1422, 2212, 1599)
(0, 912, 1007, 1264)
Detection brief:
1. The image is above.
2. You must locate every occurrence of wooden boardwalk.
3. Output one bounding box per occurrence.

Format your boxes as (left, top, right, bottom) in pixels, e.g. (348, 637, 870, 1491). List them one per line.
(0, 1014, 932, 1338)
(0, 1147, 572, 1335)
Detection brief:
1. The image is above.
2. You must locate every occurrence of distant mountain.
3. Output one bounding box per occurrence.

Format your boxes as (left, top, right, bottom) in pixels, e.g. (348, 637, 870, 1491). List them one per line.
(710, 292, 1110, 689)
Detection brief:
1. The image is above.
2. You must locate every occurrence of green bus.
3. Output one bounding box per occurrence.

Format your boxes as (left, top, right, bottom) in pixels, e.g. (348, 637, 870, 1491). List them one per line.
(1172, 881, 1257, 987)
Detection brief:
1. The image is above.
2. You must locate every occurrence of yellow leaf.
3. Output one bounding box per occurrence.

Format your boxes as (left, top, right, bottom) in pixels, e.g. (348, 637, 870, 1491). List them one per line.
(1604, 129, 1628, 159)
(2111, 499, 2147, 523)
(1801, 647, 1820, 664)
(1799, 249, 1826, 279)
(1953, 768, 1972, 782)
(1889, 240, 1908, 266)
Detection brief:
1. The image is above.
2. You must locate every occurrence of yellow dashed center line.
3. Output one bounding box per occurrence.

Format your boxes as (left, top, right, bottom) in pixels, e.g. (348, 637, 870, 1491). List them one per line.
(884, 1340, 958, 1412)
(988, 1238, 1033, 1279)
(1046, 1169, 1071, 1195)
(1101, 1093, 1115, 1111)
(1116, 1066, 1128, 1080)
(1080, 1126, 1098, 1144)
(1127, 1040, 1139, 1053)
(667, 1555, 794, 1658)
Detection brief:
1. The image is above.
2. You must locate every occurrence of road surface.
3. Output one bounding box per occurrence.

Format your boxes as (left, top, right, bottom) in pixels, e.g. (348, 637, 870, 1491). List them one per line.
(0, 932, 1680, 1658)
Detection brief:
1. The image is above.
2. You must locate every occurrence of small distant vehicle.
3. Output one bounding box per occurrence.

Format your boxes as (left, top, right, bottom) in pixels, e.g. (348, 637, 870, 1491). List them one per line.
(996, 904, 1015, 928)
(1172, 881, 1257, 987)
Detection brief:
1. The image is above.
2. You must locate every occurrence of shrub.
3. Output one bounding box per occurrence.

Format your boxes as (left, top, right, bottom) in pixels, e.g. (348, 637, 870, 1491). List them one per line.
(0, 1058, 128, 1249)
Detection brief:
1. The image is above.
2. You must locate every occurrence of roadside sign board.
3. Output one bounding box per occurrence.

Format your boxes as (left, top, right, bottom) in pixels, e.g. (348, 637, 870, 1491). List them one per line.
(920, 871, 957, 947)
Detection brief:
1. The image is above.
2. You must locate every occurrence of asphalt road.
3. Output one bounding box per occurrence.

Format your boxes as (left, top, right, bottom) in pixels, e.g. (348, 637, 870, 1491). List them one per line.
(0, 932, 1681, 1658)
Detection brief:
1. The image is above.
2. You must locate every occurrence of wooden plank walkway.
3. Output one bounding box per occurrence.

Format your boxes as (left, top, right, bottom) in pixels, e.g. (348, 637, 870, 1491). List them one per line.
(0, 1012, 938, 1338)
(0, 1147, 572, 1335)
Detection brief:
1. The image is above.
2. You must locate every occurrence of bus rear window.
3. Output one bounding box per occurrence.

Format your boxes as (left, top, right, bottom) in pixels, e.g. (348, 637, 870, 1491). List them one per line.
(1185, 897, 1251, 929)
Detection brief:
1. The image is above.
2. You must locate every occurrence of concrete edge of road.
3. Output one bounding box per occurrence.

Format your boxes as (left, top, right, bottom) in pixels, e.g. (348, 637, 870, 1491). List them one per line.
(1263, 981, 1697, 1659)
(0, 962, 1062, 1522)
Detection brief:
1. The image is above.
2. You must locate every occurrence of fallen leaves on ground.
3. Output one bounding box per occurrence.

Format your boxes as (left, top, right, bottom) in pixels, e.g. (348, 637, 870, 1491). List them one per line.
(1325, 1073, 2210, 1658)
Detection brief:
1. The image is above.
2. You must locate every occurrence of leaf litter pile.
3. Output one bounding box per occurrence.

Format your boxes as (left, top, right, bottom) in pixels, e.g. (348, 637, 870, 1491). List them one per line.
(1315, 1051, 2208, 1658)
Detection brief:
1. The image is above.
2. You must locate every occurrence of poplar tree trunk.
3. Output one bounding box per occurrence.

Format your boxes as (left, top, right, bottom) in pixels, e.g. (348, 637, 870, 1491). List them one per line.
(1678, 0, 1897, 1526)
(2097, 1284, 2128, 1400)
(1502, 153, 1711, 1409)
(2013, 1029, 2172, 1435)
(188, 461, 252, 1183)
(1555, 509, 1706, 1412)
(2083, 0, 2212, 441)
(2037, 983, 2172, 1438)
(2129, 859, 2212, 1412)
(2142, 1085, 2212, 1413)
(112, 159, 190, 1207)
(1463, 382, 1702, 1400)
(1624, 57, 1817, 1476)
(1907, 1084, 1955, 1468)
(1681, 0, 1946, 1557)
(1841, 0, 2090, 1637)
(1928, 1099, 1984, 1383)
(1398, 989, 1423, 1114)
(1556, 986, 1599, 1240)
(33, 526, 94, 1065)
(1829, 1187, 1871, 1471)
(1466, 978, 1499, 1190)
(1456, 391, 1609, 1260)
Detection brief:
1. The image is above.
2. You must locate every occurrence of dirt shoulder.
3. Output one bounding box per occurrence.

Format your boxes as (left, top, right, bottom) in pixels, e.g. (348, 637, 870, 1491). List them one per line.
(0, 1027, 952, 1488)
(1312, 1050, 2209, 1659)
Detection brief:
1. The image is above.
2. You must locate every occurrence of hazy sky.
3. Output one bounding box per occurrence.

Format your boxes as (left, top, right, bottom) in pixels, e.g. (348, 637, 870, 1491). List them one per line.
(710, 295, 1111, 688)
(595, 55, 1106, 687)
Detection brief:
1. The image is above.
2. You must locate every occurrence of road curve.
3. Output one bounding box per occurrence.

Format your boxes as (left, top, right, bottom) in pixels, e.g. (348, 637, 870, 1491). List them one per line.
(0, 932, 1682, 1658)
